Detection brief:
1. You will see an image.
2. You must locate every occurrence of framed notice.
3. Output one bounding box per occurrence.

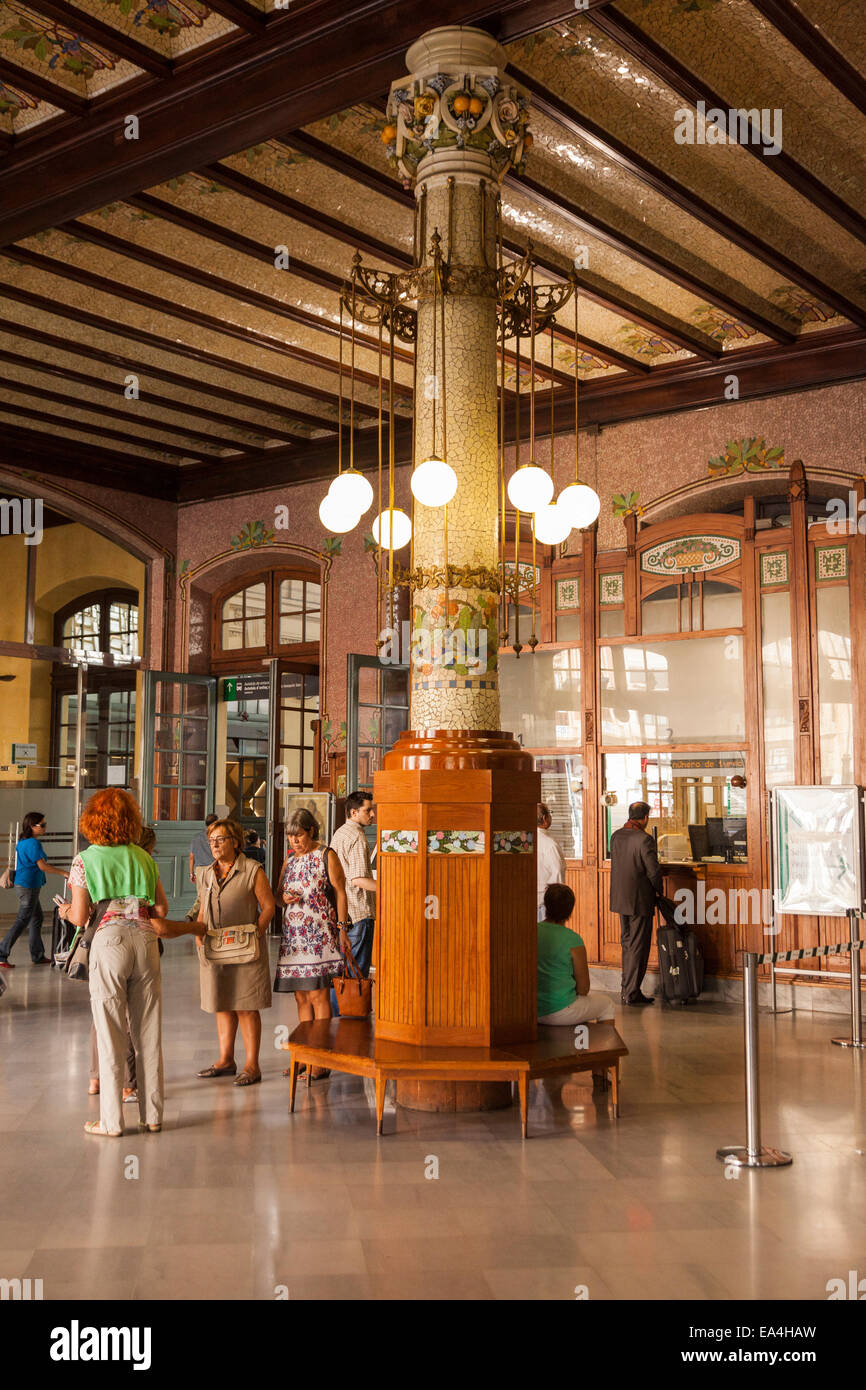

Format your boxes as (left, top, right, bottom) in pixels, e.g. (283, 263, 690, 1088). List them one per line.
(771, 786, 866, 916)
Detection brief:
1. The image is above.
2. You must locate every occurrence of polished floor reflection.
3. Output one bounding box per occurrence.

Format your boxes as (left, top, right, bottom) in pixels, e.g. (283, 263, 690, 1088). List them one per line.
(1, 939, 864, 1301)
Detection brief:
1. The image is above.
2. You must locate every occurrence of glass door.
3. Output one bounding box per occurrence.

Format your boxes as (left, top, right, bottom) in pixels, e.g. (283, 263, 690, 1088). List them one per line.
(140, 671, 217, 912)
(266, 660, 320, 886)
(346, 654, 410, 797)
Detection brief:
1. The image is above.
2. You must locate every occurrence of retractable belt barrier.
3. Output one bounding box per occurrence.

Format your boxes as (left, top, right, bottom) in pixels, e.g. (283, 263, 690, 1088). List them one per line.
(716, 918, 864, 1170)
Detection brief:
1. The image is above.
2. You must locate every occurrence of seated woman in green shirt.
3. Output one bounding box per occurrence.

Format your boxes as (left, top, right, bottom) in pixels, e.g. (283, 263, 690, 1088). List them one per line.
(537, 883, 616, 1025)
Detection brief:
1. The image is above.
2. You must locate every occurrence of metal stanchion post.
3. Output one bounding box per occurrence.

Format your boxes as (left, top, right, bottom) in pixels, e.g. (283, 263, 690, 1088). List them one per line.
(717, 951, 792, 1168)
(70, 661, 87, 856)
(832, 911, 865, 1049)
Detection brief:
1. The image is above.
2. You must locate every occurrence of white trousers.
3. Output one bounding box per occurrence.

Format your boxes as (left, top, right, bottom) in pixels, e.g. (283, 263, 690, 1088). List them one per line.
(89, 922, 163, 1133)
(538, 992, 616, 1025)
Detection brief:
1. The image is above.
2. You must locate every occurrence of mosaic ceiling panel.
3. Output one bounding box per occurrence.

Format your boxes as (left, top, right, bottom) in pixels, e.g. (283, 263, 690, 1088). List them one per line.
(67, 0, 236, 57)
(0, 76, 57, 132)
(614, 0, 866, 211)
(0, 0, 141, 96)
(509, 19, 866, 295)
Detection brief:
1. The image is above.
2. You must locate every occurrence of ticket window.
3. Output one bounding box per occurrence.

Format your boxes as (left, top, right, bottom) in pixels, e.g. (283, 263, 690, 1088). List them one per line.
(602, 752, 748, 864)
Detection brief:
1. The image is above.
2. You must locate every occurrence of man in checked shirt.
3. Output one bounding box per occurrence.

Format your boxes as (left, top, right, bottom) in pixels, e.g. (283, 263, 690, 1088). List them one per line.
(329, 791, 377, 1015)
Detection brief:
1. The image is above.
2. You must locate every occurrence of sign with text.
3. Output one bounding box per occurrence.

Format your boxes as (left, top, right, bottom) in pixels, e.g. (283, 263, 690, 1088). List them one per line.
(772, 786, 865, 917)
(11, 743, 37, 765)
(222, 675, 270, 702)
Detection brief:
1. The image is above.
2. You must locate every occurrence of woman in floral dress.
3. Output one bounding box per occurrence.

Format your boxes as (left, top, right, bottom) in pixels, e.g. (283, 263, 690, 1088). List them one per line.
(274, 808, 349, 1080)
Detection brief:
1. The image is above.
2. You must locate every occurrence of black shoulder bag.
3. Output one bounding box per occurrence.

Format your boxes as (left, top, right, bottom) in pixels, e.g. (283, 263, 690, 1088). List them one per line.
(65, 900, 112, 981)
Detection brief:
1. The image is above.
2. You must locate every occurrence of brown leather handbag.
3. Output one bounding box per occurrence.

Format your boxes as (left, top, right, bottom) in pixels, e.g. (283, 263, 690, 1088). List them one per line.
(332, 938, 372, 1018)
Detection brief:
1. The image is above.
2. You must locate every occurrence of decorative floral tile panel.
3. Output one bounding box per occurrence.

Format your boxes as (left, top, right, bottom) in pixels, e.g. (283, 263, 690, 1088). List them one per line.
(493, 831, 534, 854)
(380, 830, 418, 854)
(427, 830, 485, 855)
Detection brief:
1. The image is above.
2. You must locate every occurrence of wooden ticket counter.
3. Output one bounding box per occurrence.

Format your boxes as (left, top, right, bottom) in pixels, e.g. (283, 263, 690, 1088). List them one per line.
(499, 464, 864, 989)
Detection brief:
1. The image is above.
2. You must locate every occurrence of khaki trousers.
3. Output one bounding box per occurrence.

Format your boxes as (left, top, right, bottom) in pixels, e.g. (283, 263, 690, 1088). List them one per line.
(89, 922, 163, 1133)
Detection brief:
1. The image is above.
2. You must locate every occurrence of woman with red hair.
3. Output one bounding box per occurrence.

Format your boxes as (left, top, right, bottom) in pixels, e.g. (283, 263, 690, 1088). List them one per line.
(59, 789, 203, 1137)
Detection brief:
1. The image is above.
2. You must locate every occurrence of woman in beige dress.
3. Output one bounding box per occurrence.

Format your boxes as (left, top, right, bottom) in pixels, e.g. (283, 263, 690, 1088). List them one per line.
(195, 819, 275, 1086)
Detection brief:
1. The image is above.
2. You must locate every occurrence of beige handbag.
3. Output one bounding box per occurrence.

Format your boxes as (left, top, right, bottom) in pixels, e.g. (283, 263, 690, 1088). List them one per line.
(203, 923, 259, 965)
(201, 871, 259, 965)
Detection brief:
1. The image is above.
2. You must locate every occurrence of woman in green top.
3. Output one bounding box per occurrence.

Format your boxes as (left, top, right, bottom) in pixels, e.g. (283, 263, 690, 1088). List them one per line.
(59, 789, 203, 1137)
(537, 883, 615, 1025)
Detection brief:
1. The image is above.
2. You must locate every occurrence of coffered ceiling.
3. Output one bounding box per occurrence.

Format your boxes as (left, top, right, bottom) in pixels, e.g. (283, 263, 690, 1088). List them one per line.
(0, 0, 863, 501)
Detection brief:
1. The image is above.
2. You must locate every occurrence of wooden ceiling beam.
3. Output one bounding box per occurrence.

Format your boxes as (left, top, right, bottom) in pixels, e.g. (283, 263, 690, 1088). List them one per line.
(510, 171, 792, 344)
(127, 192, 347, 297)
(591, 6, 866, 247)
(494, 0, 615, 43)
(511, 68, 866, 330)
(748, 0, 866, 121)
(0, 366, 260, 452)
(174, 329, 866, 499)
(202, 163, 413, 268)
(21, 0, 173, 77)
(62, 218, 415, 364)
(548, 323, 650, 376)
(0, 0, 541, 245)
(0, 283, 379, 419)
(0, 56, 88, 115)
(2, 246, 412, 396)
(1, 422, 179, 498)
(0, 327, 332, 437)
(198, 0, 266, 36)
(0, 396, 211, 461)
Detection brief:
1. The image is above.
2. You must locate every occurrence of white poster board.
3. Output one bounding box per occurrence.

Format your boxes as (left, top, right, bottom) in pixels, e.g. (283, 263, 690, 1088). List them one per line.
(772, 786, 865, 916)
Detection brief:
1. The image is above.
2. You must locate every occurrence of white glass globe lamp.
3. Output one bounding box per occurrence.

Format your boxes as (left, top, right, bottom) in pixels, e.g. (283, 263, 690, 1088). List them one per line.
(328, 468, 374, 516)
(371, 507, 412, 549)
(319, 492, 360, 534)
(410, 457, 458, 508)
(558, 482, 601, 529)
(507, 462, 554, 512)
(532, 503, 572, 546)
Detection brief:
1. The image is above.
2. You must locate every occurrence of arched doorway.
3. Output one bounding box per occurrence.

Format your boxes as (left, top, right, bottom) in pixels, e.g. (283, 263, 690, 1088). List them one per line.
(140, 556, 325, 909)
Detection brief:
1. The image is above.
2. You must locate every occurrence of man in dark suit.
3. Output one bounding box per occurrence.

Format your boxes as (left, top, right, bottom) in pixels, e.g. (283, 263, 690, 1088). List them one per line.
(609, 800, 664, 1006)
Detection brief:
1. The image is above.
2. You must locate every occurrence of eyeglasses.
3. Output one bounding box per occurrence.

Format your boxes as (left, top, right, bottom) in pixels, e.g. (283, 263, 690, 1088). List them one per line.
(209, 837, 233, 846)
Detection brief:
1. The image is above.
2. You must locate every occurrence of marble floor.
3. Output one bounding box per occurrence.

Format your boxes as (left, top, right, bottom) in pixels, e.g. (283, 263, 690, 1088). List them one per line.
(1, 937, 864, 1302)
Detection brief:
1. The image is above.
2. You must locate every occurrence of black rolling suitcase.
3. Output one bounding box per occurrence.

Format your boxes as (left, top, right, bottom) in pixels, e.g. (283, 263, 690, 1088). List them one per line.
(656, 896, 704, 1006)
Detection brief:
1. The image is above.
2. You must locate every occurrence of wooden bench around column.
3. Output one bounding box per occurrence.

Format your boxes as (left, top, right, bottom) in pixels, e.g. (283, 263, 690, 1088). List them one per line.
(286, 1019, 628, 1137)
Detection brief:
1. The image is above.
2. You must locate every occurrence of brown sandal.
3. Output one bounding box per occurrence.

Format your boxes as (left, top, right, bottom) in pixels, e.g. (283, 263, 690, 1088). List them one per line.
(234, 1071, 261, 1086)
(196, 1063, 237, 1078)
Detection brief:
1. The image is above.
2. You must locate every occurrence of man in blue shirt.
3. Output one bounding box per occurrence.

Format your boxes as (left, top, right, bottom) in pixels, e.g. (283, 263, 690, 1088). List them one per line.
(0, 811, 66, 967)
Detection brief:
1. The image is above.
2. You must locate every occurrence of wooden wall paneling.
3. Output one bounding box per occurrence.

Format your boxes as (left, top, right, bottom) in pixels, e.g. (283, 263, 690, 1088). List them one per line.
(490, 848, 537, 1037)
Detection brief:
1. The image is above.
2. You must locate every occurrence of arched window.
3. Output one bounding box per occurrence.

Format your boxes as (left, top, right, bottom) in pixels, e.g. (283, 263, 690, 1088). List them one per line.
(60, 589, 139, 659)
(211, 569, 321, 666)
(52, 587, 140, 789)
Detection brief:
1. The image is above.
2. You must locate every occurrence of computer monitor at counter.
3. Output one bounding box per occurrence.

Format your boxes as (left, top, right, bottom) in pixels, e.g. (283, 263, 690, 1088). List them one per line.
(706, 816, 747, 858)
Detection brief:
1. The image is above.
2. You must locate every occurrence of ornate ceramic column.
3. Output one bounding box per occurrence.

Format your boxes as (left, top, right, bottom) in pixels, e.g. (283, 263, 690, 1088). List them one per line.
(371, 30, 541, 1084)
(391, 26, 529, 730)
